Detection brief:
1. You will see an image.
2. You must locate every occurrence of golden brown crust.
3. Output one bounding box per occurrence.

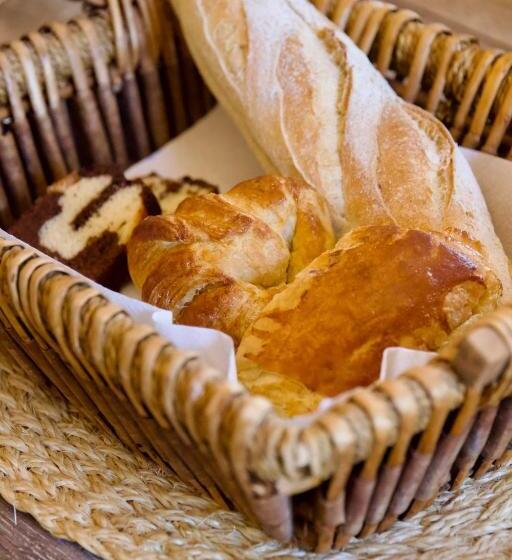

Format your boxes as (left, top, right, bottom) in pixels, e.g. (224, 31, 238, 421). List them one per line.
(129, 172, 501, 414)
(128, 176, 335, 343)
(177, 280, 273, 346)
(237, 225, 501, 400)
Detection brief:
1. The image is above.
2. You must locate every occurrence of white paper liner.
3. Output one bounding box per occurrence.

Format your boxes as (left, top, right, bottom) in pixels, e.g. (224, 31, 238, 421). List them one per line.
(380, 347, 436, 380)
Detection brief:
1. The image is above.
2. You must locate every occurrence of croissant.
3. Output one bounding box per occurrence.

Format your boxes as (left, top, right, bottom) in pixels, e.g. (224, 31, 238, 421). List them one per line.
(128, 176, 335, 345)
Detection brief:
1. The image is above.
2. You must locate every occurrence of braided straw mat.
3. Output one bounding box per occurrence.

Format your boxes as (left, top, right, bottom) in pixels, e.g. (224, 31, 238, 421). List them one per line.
(1, 347, 512, 559)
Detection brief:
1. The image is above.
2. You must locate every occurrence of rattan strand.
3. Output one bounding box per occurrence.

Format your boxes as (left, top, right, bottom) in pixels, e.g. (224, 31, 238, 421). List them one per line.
(1, 336, 512, 559)
(0, 16, 113, 107)
(0, 1, 508, 142)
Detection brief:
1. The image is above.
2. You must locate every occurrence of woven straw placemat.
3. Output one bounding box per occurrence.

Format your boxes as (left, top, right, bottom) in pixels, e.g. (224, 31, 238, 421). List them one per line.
(1, 348, 512, 560)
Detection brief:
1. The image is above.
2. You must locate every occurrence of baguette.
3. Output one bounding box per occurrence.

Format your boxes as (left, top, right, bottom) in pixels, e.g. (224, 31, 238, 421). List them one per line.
(170, 0, 511, 296)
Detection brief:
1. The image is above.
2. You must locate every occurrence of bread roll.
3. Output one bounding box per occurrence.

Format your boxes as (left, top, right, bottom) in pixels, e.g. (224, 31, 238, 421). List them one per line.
(170, 0, 511, 297)
(237, 224, 500, 414)
(129, 175, 501, 414)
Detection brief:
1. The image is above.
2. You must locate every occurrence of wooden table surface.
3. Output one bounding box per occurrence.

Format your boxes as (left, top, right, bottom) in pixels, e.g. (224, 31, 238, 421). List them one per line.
(0, 497, 97, 560)
(0, 0, 510, 558)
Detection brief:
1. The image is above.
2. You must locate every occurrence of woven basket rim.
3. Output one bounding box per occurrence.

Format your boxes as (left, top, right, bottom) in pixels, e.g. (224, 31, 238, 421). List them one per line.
(0, 229, 507, 495)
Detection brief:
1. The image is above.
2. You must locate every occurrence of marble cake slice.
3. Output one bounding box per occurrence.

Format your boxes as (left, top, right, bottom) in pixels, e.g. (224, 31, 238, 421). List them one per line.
(10, 171, 160, 289)
(139, 173, 218, 215)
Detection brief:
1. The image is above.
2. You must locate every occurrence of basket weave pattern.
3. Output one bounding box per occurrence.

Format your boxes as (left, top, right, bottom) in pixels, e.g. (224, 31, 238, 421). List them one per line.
(1, 0, 512, 554)
(2, 330, 512, 558)
(0, 0, 214, 229)
(2, 196, 512, 552)
(315, 0, 512, 158)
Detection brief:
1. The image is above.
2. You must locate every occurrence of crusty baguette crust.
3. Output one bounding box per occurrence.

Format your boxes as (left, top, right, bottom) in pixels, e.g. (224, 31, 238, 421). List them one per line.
(171, 0, 511, 297)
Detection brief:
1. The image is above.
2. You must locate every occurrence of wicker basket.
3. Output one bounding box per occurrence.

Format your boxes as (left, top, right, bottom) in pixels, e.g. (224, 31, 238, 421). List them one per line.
(1, 0, 512, 553)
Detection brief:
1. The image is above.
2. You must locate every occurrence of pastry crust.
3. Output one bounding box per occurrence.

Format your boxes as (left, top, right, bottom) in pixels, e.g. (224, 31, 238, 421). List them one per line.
(237, 225, 500, 413)
(129, 177, 502, 415)
(128, 176, 335, 345)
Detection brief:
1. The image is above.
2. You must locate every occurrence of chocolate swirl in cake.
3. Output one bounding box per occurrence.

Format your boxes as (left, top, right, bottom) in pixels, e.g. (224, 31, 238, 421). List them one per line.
(140, 173, 218, 215)
(10, 173, 160, 289)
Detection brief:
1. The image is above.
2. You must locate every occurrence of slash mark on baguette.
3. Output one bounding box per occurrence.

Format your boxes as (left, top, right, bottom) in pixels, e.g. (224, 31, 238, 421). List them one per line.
(318, 28, 353, 234)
